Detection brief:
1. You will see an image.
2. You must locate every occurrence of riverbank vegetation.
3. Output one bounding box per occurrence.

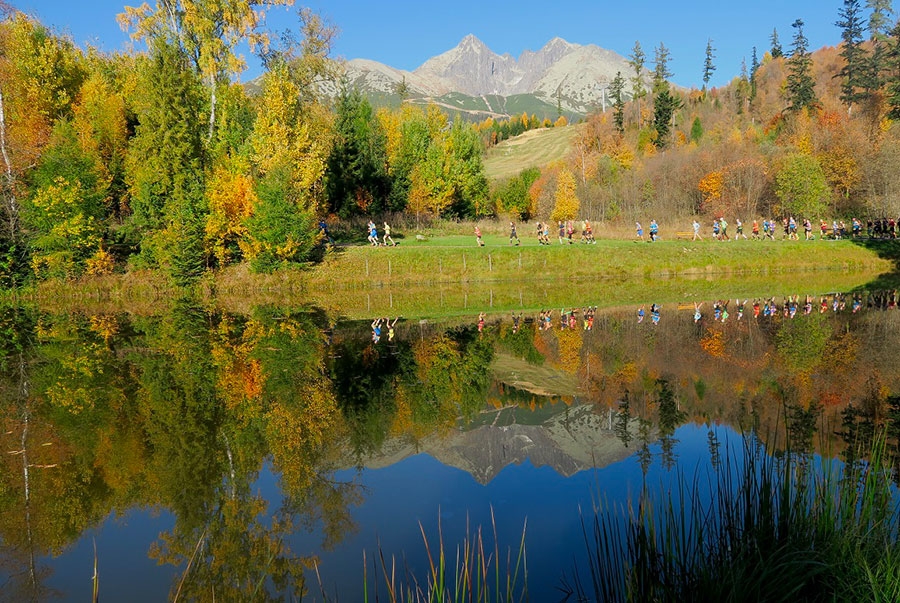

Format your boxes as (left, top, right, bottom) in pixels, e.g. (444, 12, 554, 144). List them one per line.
(4, 3, 900, 291)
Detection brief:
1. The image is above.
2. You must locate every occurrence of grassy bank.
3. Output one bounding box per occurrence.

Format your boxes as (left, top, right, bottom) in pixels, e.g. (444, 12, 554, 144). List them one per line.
(23, 238, 895, 318)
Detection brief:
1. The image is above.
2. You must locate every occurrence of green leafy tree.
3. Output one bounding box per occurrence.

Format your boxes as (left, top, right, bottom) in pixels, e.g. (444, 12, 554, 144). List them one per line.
(786, 19, 818, 112)
(244, 165, 317, 273)
(118, 0, 293, 141)
(775, 153, 830, 217)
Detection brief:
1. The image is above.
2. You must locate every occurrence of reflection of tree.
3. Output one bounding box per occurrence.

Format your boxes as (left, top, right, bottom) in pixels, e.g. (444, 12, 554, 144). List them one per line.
(0, 307, 56, 601)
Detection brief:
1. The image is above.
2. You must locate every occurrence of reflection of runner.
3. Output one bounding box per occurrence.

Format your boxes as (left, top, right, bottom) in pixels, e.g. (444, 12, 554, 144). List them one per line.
(386, 316, 399, 341)
(650, 303, 660, 325)
(637, 305, 645, 323)
(477, 312, 486, 333)
(512, 313, 521, 333)
(371, 318, 383, 343)
(694, 302, 703, 323)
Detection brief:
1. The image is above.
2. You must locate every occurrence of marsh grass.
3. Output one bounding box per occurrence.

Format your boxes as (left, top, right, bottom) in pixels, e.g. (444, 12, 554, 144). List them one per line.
(352, 509, 528, 603)
(567, 431, 900, 602)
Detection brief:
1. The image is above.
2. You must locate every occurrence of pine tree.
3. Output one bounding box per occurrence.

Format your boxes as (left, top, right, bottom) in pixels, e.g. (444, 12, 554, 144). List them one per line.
(866, 0, 894, 90)
(886, 20, 900, 119)
(771, 28, 784, 58)
(653, 87, 681, 147)
(736, 59, 751, 114)
(750, 46, 760, 101)
(702, 38, 716, 95)
(628, 41, 646, 125)
(652, 42, 673, 95)
(610, 71, 626, 135)
(786, 19, 818, 112)
(836, 0, 869, 110)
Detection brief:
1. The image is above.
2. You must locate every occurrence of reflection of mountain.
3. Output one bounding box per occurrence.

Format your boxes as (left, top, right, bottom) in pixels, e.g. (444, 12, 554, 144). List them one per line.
(347, 403, 634, 485)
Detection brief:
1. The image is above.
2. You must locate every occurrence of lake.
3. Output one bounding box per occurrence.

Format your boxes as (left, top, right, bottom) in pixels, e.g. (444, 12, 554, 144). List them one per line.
(1, 283, 899, 601)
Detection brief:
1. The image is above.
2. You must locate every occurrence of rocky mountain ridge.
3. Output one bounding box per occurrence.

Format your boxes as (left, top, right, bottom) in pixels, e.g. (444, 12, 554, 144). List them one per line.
(333, 34, 640, 117)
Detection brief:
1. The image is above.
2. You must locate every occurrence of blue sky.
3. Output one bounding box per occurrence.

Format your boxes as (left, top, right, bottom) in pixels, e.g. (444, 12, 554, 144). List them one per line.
(20, 0, 854, 88)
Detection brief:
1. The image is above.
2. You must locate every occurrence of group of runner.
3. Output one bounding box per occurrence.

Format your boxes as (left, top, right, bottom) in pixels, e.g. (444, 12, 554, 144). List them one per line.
(697, 216, 875, 242)
(366, 220, 397, 247)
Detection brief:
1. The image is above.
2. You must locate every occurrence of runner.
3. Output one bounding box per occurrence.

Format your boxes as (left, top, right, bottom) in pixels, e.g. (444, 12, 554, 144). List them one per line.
(692, 219, 703, 241)
(803, 218, 812, 241)
(319, 219, 335, 245)
(649, 219, 659, 242)
(712, 219, 720, 240)
(719, 217, 728, 240)
(820, 220, 828, 240)
(636, 221, 644, 241)
(383, 222, 397, 247)
(509, 221, 520, 246)
(558, 221, 566, 244)
(735, 218, 747, 240)
(542, 221, 551, 245)
(367, 220, 378, 246)
(751, 219, 760, 240)
(474, 225, 485, 246)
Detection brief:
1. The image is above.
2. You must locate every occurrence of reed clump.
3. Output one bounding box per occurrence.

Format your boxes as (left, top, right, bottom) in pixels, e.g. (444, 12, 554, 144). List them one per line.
(570, 431, 900, 602)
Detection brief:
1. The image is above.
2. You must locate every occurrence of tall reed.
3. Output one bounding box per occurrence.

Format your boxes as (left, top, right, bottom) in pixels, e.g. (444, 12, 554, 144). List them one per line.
(567, 429, 900, 602)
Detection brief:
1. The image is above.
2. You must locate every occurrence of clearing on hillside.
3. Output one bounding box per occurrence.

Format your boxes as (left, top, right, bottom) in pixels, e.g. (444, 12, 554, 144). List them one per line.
(483, 124, 581, 181)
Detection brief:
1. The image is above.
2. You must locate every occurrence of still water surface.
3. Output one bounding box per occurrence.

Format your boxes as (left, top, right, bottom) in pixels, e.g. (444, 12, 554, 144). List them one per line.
(1, 287, 899, 600)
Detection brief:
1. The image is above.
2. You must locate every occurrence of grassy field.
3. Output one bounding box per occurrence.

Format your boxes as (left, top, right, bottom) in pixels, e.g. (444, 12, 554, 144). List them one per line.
(483, 124, 581, 180)
(27, 236, 896, 319)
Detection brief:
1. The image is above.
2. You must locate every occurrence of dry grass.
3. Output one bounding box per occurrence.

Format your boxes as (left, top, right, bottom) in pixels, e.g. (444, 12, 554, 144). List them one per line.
(483, 125, 582, 180)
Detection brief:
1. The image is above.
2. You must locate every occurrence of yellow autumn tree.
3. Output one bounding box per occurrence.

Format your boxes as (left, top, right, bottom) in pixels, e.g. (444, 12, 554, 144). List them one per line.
(550, 168, 579, 222)
(205, 160, 257, 266)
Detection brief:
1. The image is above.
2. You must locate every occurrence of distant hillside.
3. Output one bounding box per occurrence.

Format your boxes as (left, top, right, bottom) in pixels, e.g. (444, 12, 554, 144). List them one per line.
(483, 124, 582, 181)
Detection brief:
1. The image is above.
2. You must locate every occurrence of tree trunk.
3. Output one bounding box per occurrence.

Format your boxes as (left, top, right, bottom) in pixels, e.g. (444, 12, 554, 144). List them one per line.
(0, 85, 19, 240)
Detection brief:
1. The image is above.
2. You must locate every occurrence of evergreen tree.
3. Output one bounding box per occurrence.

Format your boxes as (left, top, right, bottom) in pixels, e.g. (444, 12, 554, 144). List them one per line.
(867, 0, 894, 38)
(690, 116, 703, 142)
(750, 46, 760, 100)
(886, 20, 900, 118)
(652, 42, 673, 95)
(702, 38, 716, 95)
(325, 86, 392, 217)
(866, 0, 894, 90)
(786, 19, 818, 112)
(736, 59, 751, 113)
(610, 71, 626, 135)
(628, 41, 646, 125)
(771, 28, 784, 58)
(125, 40, 206, 269)
(836, 0, 870, 110)
(652, 87, 681, 147)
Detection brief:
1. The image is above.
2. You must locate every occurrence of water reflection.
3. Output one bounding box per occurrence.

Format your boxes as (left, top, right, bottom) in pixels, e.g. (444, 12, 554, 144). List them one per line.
(1, 288, 900, 599)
